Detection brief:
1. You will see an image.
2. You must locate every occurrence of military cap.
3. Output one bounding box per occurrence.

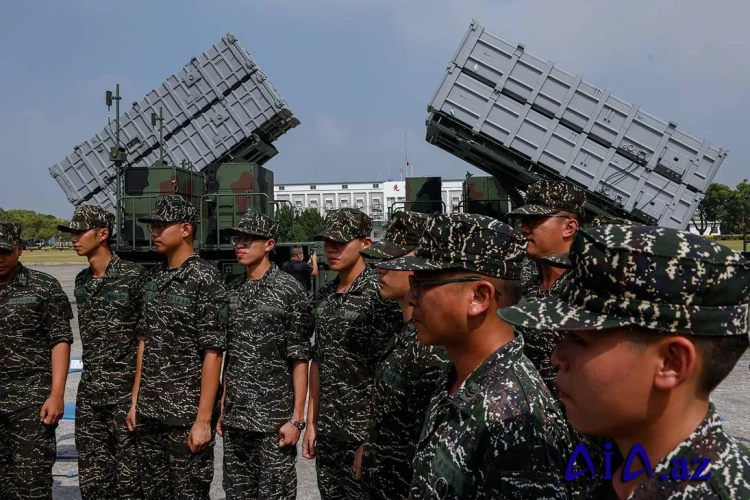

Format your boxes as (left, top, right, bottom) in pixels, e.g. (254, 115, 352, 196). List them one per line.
(313, 208, 372, 243)
(541, 252, 571, 269)
(57, 205, 115, 233)
(499, 225, 750, 336)
(360, 211, 429, 260)
(509, 180, 586, 216)
(226, 210, 279, 240)
(0, 221, 22, 251)
(589, 214, 640, 227)
(377, 213, 526, 279)
(741, 251, 750, 260)
(137, 195, 198, 225)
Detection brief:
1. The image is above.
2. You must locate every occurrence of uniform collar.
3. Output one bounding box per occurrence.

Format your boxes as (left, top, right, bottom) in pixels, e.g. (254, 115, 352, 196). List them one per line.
(82, 253, 122, 281)
(330, 264, 375, 297)
(240, 262, 279, 288)
(448, 335, 525, 415)
(9, 262, 30, 287)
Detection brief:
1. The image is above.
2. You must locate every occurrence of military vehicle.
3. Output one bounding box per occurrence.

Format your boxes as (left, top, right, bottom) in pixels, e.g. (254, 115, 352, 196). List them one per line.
(423, 20, 728, 230)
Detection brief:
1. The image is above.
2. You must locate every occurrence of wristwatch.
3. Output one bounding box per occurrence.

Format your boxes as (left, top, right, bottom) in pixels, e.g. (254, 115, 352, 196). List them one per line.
(289, 418, 306, 431)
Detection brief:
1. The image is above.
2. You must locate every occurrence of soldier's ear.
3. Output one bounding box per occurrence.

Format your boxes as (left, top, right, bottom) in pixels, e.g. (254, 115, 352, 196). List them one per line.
(652, 335, 697, 392)
(467, 281, 494, 318)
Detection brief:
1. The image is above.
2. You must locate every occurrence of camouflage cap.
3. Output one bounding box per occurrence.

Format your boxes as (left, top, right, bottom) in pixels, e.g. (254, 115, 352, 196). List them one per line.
(57, 205, 115, 233)
(313, 208, 372, 243)
(137, 195, 198, 225)
(226, 210, 279, 240)
(589, 214, 640, 227)
(743, 251, 750, 260)
(499, 225, 750, 336)
(377, 213, 526, 279)
(509, 180, 586, 216)
(0, 221, 22, 251)
(360, 211, 429, 260)
(541, 252, 571, 269)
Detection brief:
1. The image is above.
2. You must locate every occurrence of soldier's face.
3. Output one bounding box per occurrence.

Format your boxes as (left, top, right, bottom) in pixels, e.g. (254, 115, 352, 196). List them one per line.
(406, 270, 467, 346)
(234, 236, 272, 267)
(551, 328, 656, 437)
(324, 238, 370, 271)
(150, 222, 190, 253)
(376, 251, 414, 300)
(71, 229, 106, 256)
(518, 214, 575, 259)
(0, 245, 22, 280)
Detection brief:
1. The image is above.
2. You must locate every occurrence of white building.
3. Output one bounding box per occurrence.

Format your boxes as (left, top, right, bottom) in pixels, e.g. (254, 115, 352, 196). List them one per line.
(274, 179, 465, 240)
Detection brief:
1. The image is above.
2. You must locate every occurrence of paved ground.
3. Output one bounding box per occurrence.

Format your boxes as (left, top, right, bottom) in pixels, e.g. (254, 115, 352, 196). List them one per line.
(27, 263, 749, 498)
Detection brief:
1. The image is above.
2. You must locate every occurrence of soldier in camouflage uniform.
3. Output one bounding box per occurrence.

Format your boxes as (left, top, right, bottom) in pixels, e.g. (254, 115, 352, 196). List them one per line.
(0, 221, 74, 500)
(218, 211, 313, 499)
(132, 196, 229, 499)
(302, 208, 403, 500)
(352, 211, 451, 500)
(500, 225, 750, 499)
(508, 179, 586, 394)
(379, 213, 574, 499)
(58, 206, 147, 499)
(588, 214, 639, 227)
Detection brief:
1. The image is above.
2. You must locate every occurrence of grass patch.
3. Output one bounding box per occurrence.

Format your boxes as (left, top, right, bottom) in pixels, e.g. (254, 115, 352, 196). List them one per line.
(20, 248, 88, 264)
(717, 240, 748, 252)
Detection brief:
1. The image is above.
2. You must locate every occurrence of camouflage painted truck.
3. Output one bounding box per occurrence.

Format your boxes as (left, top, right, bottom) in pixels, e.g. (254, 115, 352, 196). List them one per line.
(423, 19, 729, 229)
(46, 33, 335, 296)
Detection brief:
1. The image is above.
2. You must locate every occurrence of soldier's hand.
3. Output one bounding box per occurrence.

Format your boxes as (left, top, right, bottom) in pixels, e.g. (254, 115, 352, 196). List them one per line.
(354, 444, 364, 480)
(216, 414, 224, 438)
(126, 405, 137, 432)
(302, 424, 317, 459)
(40, 395, 64, 425)
(187, 421, 212, 453)
(278, 422, 300, 448)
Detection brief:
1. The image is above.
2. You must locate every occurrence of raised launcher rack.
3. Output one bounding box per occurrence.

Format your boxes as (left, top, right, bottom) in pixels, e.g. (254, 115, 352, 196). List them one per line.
(48, 32, 300, 212)
(425, 20, 728, 229)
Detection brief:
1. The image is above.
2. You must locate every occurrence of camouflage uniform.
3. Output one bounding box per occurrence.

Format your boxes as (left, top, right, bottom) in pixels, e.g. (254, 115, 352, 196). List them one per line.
(379, 213, 574, 499)
(0, 222, 74, 500)
(311, 208, 404, 500)
(500, 225, 750, 499)
(588, 214, 640, 227)
(134, 197, 229, 499)
(57, 206, 147, 499)
(357, 212, 451, 500)
(221, 211, 313, 499)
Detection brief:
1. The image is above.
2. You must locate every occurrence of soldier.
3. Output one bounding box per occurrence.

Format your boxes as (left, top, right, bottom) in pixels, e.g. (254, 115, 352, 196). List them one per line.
(131, 196, 229, 499)
(352, 211, 451, 500)
(499, 225, 750, 498)
(218, 211, 313, 499)
(508, 179, 586, 394)
(0, 221, 74, 499)
(301, 208, 403, 500)
(57, 205, 147, 499)
(588, 214, 639, 227)
(379, 213, 573, 499)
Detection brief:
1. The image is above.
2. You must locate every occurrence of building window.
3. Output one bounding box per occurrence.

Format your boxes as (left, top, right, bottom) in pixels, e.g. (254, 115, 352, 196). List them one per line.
(310, 185, 316, 190)
(373, 183, 380, 188)
(340, 199, 349, 207)
(278, 186, 285, 191)
(342, 184, 348, 189)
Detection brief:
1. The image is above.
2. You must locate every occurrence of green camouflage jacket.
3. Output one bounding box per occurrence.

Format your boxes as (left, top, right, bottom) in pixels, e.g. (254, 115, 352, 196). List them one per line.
(74, 254, 147, 406)
(361, 321, 451, 499)
(518, 260, 572, 396)
(584, 403, 750, 499)
(312, 265, 403, 442)
(409, 335, 572, 500)
(222, 264, 313, 433)
(136, 254, 229, 426)
(0, 263, 74, 412)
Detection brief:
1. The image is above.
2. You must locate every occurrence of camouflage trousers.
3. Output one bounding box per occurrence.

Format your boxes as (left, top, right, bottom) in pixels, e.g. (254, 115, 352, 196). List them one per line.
(0, 405, 57, 500)
(136, 417, 215, 500)
(315, 436, 362, 500)
(74, 399, 143, 499)
(222, 426, 297, 500)
(361, 444, 413, 500)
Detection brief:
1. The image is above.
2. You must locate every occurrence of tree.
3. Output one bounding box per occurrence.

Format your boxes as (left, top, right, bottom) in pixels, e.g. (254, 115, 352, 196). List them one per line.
(276, 206, 326, 242)
(696, 183, 733, 234)
(724, 180, 750, 235)
(0, 207, 71, 243)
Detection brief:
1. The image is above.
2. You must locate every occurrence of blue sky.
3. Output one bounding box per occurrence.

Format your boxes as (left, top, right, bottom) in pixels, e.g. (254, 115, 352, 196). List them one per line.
(1, 0, 748, 218)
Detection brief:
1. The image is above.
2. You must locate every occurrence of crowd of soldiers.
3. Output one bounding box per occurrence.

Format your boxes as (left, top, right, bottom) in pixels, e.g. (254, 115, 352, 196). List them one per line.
(1, 178, 749, 500)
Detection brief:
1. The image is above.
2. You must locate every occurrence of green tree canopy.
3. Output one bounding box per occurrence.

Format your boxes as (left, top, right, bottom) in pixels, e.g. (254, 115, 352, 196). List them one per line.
(696, 182, 733, 234)
(276, 206, 325, 242)
(0, 208, 71, 242)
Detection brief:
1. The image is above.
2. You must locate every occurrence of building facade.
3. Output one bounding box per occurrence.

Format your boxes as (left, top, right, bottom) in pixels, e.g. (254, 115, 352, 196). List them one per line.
(274, 179, 465, 240)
